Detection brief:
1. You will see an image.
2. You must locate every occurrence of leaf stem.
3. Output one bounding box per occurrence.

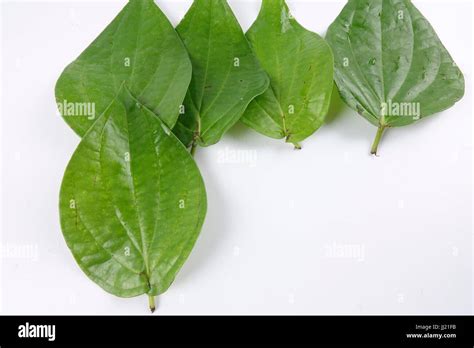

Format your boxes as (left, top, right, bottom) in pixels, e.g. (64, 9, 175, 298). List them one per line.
(371, 125, 386, 156)
(148, 295, 156, 313)
(190, 142, 197, 157)
(190, 118, 201, 157)
(285, 134, 302, 150)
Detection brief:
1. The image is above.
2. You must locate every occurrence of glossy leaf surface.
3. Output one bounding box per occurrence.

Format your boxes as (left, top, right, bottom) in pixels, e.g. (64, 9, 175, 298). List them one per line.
(56, 0, 192, 137)
(241, 0, 334, 147)
(59, 86, 207, 302)
(326, 0, 464, 153)
(174, 0, 269, 148)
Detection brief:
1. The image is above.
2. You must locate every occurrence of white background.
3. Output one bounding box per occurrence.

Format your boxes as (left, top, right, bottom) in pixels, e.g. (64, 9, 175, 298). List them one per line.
(0, 0, 472, 314)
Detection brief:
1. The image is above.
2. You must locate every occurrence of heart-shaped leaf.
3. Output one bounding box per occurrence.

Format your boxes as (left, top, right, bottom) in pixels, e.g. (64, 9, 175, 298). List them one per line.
(241, 0, 334, 149)
(56, 0, 192, 137)
(173, 0, 269, 150)
(326, 0, 465, 154)
(59, 86, 207, 310)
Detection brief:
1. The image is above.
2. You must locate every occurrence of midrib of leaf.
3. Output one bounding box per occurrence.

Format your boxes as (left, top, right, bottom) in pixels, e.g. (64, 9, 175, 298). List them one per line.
(188, 1, 239, 141)
(378, 1, 386, 118)
(107, 1, 177, 125)
(115, 92, 193, 282)
(194, 1, 214, 129)
(98, 104, 148, 275)
(287, 32, 324, 138)
(289, 51, 326, 132)
(391, 1, 421, 103)
(352, 0, 385, 106)
(391, 3, 443, 104)
(131, 6, 182, 108)
(109, 4, 128, 92)
(123, 101, 154, 281)
(141, 109, 163, 271)
(72, 100, 145, 278)
(347, 1, 446, 118)
(270, 36, 288, 136)
(137, 52, 164, 102)
(248, 9, 286, 133)
(72, 115, 145, 279)
(127, 2, 144, 87)
(344, 5, 383, 116)
(98, 118, 145, 262)
(200, 57, 233, 119)
(282, 35, 305, 135)
(96, 91, 159, 285)
(180, 3, 213, 145)
(199, 63, 236, 139)
(120, 92, 206, 289)
(383, 0, 414, 102)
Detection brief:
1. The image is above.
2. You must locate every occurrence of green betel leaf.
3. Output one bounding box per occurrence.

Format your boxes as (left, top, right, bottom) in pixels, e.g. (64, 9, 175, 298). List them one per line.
(59, 86, 207, 311)
(173, 0, 269, 150)
(241, 0, 334, 149)
(326, 0, 465, 155)
(56, 0, 192, 137)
